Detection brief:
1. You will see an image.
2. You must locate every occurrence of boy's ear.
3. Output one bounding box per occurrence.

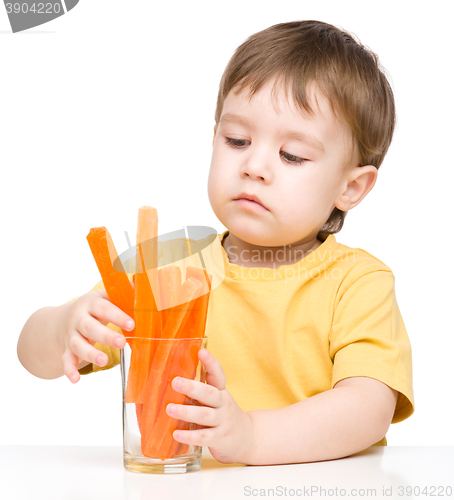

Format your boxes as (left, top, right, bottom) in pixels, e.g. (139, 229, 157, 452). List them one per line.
(334, 165, 378, 212)
(212, 125, 218, 147)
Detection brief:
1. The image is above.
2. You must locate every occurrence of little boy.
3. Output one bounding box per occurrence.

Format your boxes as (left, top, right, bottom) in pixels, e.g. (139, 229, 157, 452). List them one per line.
(17, 20, 414, 466)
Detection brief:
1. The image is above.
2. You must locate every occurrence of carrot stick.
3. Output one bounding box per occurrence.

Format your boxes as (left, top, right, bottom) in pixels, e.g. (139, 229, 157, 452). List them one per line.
(146, 341, 189, 459)
(156, 269, 212, 458)
(184, 268, 212, 339)
(125, 208, 162, 404)
(135, 266, 180, 405)
(140, 277, 204, 458)
(135, 265, 180, 432)
(147, 337, 203, 459)
(158, 265, 181, 329)
(86, 227, 135, 347)
(159, 277, 204, 340)
(185, 267, 212, 296)
(135, 207, 161, 345)
(152, 269, 211, 458)
(140, 209, 161, 314)
(125, 281, 154, 405)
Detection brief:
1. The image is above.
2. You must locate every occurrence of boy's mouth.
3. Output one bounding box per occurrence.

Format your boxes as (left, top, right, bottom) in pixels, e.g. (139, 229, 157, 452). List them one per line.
(234, 192, 269, 211)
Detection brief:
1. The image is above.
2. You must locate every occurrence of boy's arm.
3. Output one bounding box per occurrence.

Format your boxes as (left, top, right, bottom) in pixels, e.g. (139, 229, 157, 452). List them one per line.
(168, 350, 399, 465)
(17, 290, 133, 382)
(17, 303, 88, 380)
(245, 376, 398, 465)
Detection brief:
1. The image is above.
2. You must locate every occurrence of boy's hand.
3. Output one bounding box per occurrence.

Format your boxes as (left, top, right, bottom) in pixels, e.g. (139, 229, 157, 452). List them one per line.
(166, 348, 255, 464)
(58, 287, 135, 384)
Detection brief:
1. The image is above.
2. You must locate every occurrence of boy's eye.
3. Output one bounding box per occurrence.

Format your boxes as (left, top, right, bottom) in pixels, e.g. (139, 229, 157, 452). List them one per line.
(225, 138, 248, 148)
(224, 137, 307, 165)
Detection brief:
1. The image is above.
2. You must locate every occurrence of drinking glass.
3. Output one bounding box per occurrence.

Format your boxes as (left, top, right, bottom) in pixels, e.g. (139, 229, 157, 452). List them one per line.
(121, 336, 207, 474)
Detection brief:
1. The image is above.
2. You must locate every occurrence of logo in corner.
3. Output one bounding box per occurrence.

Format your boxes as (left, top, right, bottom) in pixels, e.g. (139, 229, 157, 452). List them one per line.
(3, 0, 79, 33)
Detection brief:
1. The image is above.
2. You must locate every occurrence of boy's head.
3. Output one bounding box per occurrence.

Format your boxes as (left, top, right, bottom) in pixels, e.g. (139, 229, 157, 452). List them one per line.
(208, 20, 395, 246)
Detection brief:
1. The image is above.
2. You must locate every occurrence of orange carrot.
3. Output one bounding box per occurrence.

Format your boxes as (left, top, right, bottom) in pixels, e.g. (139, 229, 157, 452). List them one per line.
(135, 267, 180, 405)
(184, 268, 212, 339)
(140, 209, 161, 314)
(136, 207, 161, 346)
(140, 277, 204, 458)
(135, 265, 180, 437)
(146, 340, 189, 459)
(86, 227, 135, 347)
(125, 208, 162, 404)
(147, 337, 203, 459)
(149, 269, 211, 458)
(134, 273, 175, 427)
(158, 265, 181, 329)
(124, 279, 154, 405)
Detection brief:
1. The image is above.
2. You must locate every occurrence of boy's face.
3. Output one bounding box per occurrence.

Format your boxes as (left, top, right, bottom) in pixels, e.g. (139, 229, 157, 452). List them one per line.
(208, 79, 376, 249)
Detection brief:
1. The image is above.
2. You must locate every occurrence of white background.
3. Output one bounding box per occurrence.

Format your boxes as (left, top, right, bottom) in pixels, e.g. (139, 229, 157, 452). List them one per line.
(1, 0, 453, 448)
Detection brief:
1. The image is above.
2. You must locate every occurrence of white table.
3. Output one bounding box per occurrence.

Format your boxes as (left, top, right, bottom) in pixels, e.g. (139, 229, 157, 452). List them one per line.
(0, 446, 453, 499)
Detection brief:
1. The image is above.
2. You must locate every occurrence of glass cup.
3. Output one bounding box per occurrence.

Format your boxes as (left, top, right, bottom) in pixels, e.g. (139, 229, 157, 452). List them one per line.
(121, 336, 207, 474)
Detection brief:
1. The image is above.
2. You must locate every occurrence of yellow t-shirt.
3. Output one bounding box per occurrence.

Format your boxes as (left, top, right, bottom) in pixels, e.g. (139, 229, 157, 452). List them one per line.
(78, 230, 415, 447)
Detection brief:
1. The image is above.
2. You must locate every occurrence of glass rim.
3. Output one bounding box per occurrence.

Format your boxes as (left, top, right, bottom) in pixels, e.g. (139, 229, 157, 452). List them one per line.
(123, 336, 207, 341)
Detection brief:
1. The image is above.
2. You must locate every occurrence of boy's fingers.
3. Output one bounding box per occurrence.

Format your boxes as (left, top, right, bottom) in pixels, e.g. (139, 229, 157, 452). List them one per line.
(75, 315, 126, 350)
(199, 349, 226, 391)
(173, 428, 213, 448)
(88, 297, 135, 332)
(68, 329, 111, 368)
(172, 377, 222, 408)
(61, 348, 81, 384)
(167, 402, 219, 427)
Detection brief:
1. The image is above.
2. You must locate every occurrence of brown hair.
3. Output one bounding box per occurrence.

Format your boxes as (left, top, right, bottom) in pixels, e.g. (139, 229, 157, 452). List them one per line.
(214, 20, 396, 237)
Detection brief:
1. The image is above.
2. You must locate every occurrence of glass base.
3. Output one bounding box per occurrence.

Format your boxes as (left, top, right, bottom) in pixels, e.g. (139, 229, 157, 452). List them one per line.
(124, 451, 202, 474)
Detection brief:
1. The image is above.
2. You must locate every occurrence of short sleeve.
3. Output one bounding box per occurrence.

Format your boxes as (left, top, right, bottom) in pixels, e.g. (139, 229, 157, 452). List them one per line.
(329, 270, 415, 424)
(68, 278, 127, 376)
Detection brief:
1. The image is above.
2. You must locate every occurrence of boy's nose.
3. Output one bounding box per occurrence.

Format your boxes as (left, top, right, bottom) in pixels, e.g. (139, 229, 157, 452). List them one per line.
(243, 169, 265, 181)
(240, 154, 271, 181)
